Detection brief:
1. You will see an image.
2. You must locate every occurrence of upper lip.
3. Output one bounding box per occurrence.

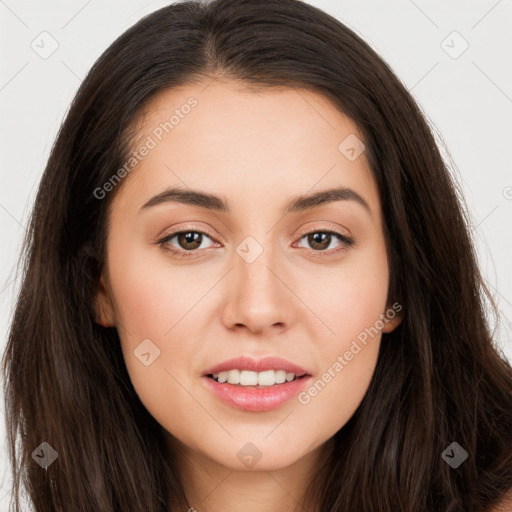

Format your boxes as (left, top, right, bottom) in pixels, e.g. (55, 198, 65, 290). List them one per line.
(202, 356, 312, 377)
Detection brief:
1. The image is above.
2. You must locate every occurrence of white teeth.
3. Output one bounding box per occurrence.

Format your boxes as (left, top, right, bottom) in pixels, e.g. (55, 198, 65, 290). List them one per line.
(217, 371, 228, 383)
(227, 369, 240, 384)
(211, 369, 299, 386)
(240, 370, 258, 386)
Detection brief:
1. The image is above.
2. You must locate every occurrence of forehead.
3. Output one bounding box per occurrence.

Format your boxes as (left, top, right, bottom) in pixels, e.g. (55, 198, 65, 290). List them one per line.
(112, 79, 380, 220)
(133, 79, 363, 152)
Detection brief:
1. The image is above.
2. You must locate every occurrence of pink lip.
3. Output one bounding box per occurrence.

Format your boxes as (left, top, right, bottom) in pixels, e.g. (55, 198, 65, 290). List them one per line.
(202, 355, 311, 377)
(202, 374, 312, 412)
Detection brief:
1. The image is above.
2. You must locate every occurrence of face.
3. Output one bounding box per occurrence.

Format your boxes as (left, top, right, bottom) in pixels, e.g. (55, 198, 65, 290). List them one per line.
(95, 79, 402, 472)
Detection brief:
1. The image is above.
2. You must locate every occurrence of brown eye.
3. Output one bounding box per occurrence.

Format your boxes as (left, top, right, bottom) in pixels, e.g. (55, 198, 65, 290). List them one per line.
(306, 232, 332, 251)
(297, 229, 353, 253)
(176, 231, 203, 250)
(157, 229, 216, 256)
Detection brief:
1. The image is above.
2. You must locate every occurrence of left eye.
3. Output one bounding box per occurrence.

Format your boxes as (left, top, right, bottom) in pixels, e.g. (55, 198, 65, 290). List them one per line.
(296, 230, 352, 252)
(157, 228, 354, 257)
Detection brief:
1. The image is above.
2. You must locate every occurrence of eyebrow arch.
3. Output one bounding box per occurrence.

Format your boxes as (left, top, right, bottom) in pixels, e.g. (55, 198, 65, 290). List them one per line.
(139, 185, 371, 215)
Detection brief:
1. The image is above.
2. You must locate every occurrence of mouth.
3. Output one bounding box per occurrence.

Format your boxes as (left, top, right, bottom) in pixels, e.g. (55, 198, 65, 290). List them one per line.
(202, 372, 312, 412)
(202, 355, 312, 381)
(205, 371, 309, 388)
(200, 355, 313, 411)
(205, 372, 311, 389)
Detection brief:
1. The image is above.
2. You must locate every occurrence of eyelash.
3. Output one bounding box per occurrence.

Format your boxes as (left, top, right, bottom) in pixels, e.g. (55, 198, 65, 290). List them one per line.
(155, 226, 355, 259)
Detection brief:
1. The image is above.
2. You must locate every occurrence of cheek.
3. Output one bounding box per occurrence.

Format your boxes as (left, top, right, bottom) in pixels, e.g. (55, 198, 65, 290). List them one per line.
(107, 244, 202, 339)
(306, 236, 390, 343)
(325, 274, 388, 342)
(104, 245, 199, 404)
(297, 288, 385, 443)
(296, 240, 388, 430)
(107, 255, 206, 440)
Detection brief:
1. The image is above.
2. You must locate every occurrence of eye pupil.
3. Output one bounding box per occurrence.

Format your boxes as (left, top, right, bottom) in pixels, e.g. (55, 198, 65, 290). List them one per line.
(308, 232, 331, 250)
(178, 231, 202, 250)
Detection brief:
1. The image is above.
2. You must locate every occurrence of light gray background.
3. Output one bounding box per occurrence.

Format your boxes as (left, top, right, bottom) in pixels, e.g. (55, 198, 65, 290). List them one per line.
(1, 0, 511, 508)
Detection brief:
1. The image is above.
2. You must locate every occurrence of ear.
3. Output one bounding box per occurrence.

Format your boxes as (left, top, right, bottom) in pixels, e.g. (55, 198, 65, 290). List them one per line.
(93, 274, 116, 327)
(381, 302, 403, 334)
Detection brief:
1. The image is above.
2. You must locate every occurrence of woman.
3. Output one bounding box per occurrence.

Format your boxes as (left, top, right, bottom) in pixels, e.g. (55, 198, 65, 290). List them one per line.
(2, 0, 512, 510)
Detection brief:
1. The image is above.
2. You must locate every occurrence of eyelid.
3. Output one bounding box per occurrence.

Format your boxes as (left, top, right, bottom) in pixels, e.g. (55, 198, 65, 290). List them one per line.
(156, 221, 351, 242)
(294, 222, 352, 239)
(154, 223, 220, 244)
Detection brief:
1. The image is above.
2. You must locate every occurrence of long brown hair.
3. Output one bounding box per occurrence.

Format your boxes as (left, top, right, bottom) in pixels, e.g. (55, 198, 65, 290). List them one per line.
(3, 0, 512, 510)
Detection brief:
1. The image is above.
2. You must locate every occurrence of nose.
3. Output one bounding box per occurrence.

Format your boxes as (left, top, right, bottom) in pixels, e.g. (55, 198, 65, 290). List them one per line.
(220, 239, 296, 335)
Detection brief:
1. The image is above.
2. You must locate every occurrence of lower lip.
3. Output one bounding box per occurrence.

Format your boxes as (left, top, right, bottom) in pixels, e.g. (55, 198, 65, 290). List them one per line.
(202, 375, 311, 412)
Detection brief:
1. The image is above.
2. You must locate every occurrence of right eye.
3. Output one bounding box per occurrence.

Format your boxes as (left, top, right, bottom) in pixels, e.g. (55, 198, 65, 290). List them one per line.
(157, 229, 219, 258)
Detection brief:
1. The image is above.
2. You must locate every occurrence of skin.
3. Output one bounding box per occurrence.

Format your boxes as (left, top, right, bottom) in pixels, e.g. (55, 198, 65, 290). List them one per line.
(94, 79, 403, 512)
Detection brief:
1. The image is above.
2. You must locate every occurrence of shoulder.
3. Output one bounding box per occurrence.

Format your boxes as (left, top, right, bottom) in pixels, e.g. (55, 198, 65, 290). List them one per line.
(488, 487, 512, 512)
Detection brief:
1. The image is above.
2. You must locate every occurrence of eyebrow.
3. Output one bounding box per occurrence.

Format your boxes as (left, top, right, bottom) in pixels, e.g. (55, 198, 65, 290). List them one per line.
(139, 185, 371, 216)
